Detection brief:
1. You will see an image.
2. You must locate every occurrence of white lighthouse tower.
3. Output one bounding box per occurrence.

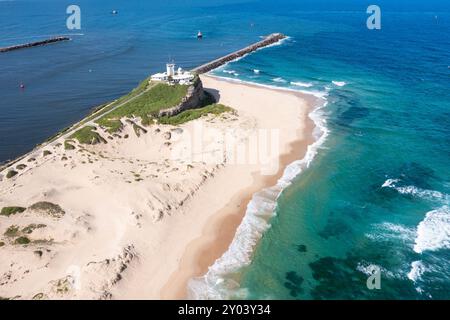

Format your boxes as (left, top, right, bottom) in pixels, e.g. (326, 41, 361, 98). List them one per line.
(166, 63, 175, 77)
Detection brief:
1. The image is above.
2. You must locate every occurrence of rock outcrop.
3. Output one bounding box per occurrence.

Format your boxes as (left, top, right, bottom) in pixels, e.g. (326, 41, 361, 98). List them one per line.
(158, 76, 206, 117)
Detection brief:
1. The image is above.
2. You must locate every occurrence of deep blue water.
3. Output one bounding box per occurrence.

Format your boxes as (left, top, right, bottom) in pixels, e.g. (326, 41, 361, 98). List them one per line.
(1, 0, 449, 299)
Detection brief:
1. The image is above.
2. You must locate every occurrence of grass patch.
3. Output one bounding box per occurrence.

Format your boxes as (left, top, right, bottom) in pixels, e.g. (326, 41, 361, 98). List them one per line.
(16, 164, 27, 170)
(64, 141, 76, 150)
(43, 150, 52, 157)
(29, 202, 65, 218)
(95, 118, 123, 134)
(0, 241, 5, 247)
(6, 170, 18, 179)
(95, 83, 188, 133)
(141, 114, 153, 126)
(4, 225, 19, 237)
(14, 236, 31, 245)
(0, 206, 26, 217)
(70, 126, 107, 145)
(159, 104, 234, 126)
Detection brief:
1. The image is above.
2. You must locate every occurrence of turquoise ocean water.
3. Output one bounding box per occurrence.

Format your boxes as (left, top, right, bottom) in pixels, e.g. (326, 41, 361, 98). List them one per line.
(1, 0, 449, 299)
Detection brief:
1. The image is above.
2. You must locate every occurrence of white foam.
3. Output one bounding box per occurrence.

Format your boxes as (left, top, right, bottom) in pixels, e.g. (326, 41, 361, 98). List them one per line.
(381, 179, 447, 202)
(407, 260, 426, 282)
(211, 36, 291, 73)
(253, 69, 260, 74)
(332, 81, 346, 87)
(356, 263, 381, 276)
(208, 75, 329, 100)
(290, 81, 313, 88)
(222, 69, 236, 74)
(356, 262, 396, 278)
(382, 178, 399, 188)
(188, 83, 330, 300)
(273, 77, 287, 83)
(366, 222, 416, 242)
(414, 206, 450, 254)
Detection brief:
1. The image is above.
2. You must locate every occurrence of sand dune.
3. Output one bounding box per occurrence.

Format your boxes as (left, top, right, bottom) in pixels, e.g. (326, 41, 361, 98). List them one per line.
(0, 75, 315, 299)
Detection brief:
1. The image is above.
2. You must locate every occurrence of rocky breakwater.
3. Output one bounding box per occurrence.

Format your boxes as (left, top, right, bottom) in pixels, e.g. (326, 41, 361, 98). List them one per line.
(0, 36, 71, 53)
(158, 76, 206, 117)
(191, 33, 286, 74)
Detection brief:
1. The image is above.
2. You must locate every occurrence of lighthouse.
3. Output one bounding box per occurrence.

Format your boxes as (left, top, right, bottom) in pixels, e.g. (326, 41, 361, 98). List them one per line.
(166, 63, 175, 77)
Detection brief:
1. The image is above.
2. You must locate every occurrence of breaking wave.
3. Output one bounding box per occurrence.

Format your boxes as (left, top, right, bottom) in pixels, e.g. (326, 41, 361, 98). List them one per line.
(273, 77, 287, 83)
(413, 206, 450, 254)
(291, 81, 313, 88)
(408, 260, 426, 282)
(366, 222, 416, 243)
(381, 179, 448, 202)
(187, 82, 329, 300)
(332, 81, 347, 87)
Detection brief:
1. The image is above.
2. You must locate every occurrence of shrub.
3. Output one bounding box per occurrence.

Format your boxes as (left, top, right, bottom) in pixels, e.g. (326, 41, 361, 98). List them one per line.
(14, 236, 31, 245)
(0, 206, 26, 217)
(22, 224, 46, 234)
(64, 141, 76, 150)
(159, 104, 234, 126)
(70, 126, 107, 145)
(4, 225, 19, 237)
(28, 201, 65, 218)
(6, 170, 18, 179)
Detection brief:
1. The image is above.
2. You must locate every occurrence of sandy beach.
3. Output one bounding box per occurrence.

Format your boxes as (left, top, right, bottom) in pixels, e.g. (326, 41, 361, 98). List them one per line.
(0, 75, 316, 300)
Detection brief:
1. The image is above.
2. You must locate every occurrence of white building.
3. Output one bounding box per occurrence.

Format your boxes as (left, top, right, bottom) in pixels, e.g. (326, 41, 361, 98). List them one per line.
(151, 63, 194, 85)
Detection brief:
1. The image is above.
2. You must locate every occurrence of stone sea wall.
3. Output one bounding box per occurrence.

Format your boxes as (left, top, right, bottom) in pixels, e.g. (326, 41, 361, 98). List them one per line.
(191, 33, 286, 74)
(0, 37, 71, 53)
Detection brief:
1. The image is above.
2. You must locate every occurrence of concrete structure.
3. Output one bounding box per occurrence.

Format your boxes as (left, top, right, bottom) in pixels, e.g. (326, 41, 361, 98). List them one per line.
(151, 63, 194, 85)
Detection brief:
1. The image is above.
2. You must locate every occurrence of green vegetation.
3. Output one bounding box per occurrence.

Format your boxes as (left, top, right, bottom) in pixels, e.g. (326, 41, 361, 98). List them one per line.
(95, 118, 123, 134)
(141, 114, 153, 126)
(43, 150, 52, 156)
(4, 225, 19, 237)
(95, 82, 189, 133)
(0, 241, 5, 247)
(55, 278, 72, 294)
(16, 164, 27, 170)
(96, 77, 152, 115)
(14, 236, 31, 245)
(132, 123, 147, 137)
(32, 293, 46, 300)
(0, 206, 26, 217)
(6, 170, 18, 179)
(22, 224, 46, 234)
(159, 104, 234, 126)
(70, 126, 107, 145)
(28, 201, 65, 218)
(64, 141, 76, 150)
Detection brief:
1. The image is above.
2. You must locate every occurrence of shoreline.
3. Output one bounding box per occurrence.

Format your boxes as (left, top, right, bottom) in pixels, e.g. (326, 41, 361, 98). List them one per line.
(161, 75, 321, 299)
(0, 71, 323, 300)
